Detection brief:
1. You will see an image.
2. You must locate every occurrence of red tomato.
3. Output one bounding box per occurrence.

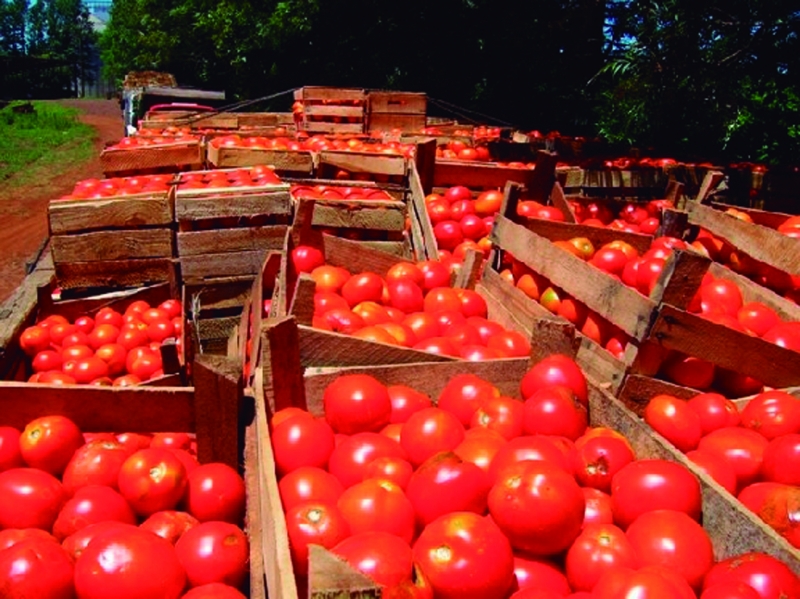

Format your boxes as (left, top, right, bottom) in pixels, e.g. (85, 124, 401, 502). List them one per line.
(175, 521, 248, 588)
(400, 407, 465, 467)
(363, 455, 413, 490)
(139, 510, 199, 544)
(324, 374, 393, 435)
(291, 245, 325, 273)
(686, 449, 738, 494)
(593, 565, 696, 599)
(456, 289, 489, 319)
(487, 435, 569, 483)
(626, 509, 714, 590)
(522, 386, 588, 441)
(386, 262, 425, 287)
(403, 312, 441, 341)
(417, 260, 453, 291)
(333, 531, 413, 587)
(0, 528, 57, 551)
(470, 396, 524, 440)
(661, 352, 716, 389)
(763, 321, 800, 352)
(454, 428, 507, 474)
(438, 374, 497, 426)
(701, 582, 762, 599)
(19, 325, 50, 356)
(520, 355, 588, 407)
(328, 432, 407, 489)
(117, 448, 188, 517)
(702, 552, 800, 599)
(583, 488, 614, 527)
(0, 427, 23, 472)
(18, 415, 83, 476)
(571, 435, 635, 493)
(181, 583, 247, 598)
(757, 485, 800, 547)
(52, 485, 136, 541)
(62, 521, 137, 561)
(697, 427, 769, 490)
(565, 523, 636, 592)
(644, 394, 703, 452)
(489, 461, 584, 555)
(406, 452, 490, 526)
(184, 463, 245, 524)
(687, 392, 741, 435)
(279, 466, 345, 511)
(115, 432, 152, 453)
(511, 554, 571, 595)
(740, 390, 800, 439)
(158, 299, 182, 320)
(0, 539, 75, 598)
(737, 302, 781, 337)
(88, 323, 121, 351)
(761, 434, 800, 485)
(610, 459, 701, 528)
(701, 279, 744, 316)
(286, 501, 350, 576)
(0, 468, 66, 530)
(271, 414, 335, 477)
(341, 272, 384, 307)
(414, 511, 515, 599)
(338, 478, 415, 542)
(387, 385, 432, 424)
(74, 527, 186, 598)
(387, 279, 425, 313)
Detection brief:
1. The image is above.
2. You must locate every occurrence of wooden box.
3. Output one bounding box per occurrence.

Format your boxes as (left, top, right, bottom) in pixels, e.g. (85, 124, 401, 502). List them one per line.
(100, 140, 204, 177)
(206, 143, 315, 175)
(367, 91, 427, 134)
(296, 87, 367, 135)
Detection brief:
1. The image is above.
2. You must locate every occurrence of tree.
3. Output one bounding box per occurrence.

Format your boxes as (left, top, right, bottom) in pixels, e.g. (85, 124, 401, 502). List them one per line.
(0, 0, 28, 56)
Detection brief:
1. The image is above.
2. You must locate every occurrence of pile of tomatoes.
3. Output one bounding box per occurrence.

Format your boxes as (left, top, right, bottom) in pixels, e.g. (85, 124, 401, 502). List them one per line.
(59, 174, 174, 200)
(209, 134, 416, 159)
(106, 135, 201, 150)
(291, 184, 393, 202)
(19, 298, 183, 386)
(424, 186, 501, 257)
(271, 355, 800, 598)
(176, 166, 282, 190)
(292, 245, 532, 360)
(0, 415, 248, 598)
(644, 389, 800, 549)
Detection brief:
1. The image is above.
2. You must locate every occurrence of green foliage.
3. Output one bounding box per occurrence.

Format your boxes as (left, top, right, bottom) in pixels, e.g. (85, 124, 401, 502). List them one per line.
(0, 101, 94, 184)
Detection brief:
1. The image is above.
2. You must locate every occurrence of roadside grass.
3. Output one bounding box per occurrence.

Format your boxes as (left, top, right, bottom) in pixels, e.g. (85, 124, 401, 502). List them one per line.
(0, 101, 95, 187)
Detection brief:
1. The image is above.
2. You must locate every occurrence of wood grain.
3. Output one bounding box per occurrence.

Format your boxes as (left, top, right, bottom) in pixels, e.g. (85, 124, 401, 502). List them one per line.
(408, 161, 440, 261)
(100, 143, 203, 175)
(177, 226, 286, 257)
(260, 316, 307, 414)
(192, 354, 242, 468)
(575, 336, 629, 394)
(243, 420, 267, 599)
(52, 229, 173, 263)
(708, 262, 800, 321)
(550, 182, 577, 223)
(48, 195, 172, 234)
(617, 374, 698, 416)
(308, 547, 380, 599)
(180, 250, 266, 282)
(207, 145, 315, 172)
(368, 91, 427, 114)
(55, 258, 174, 289)
(321, 234, 410, 277)
(176, 190, 291, 221)
(310, 199, 406, 231)
(317, 151, 407, 177)
(434, 160, 535, 190)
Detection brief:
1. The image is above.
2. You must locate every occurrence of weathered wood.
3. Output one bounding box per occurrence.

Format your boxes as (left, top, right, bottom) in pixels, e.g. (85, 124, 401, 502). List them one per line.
(48, 194, 172, 235)
(180, 250, 267, 282)
(260, 316, 307, 414)
(321, 234, 411, 278)
(243, 419, 267, 599)
(100, 142, 204, 176)
(300, 87, 367, 102)
(191, 354, 242, 468)
(550, 182, 577, 223)
(453, 248, 483, 290)
(317, 151, 407, 177)
(368, 91, 426, 114)
(303, 105, 364, 118)
(302, 122, 365, 135)
(310, 199, 406, 231)
(657, 206, 689, 238)
(408, 161, 440, 261)
(695, 170, 726, 203)
(708, 261, 800, 321)
(55, 258, 174, 289)
(434, 160, 535, 189)
(516, 217, 653, 256)
(206, 145, 315, 172)
(710, 202, 793, 230)
(176, 190, 292, 221)
(653, 250, 711, 309)
(414, 138, 437, 196)
(51, 229, 173, 263)
(289, 275, 316, 327)
(308, 546, 381, 599)
(527, 150, 559, 202)
(617, 374, 699, 416)
(177, 226, 287, 257)
(367, 113, 426, 134)
(575, 336, 628, 394)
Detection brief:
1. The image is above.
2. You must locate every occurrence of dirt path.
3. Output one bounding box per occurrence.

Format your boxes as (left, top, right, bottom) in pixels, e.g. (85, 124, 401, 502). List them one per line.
(0, 99, 123, 303)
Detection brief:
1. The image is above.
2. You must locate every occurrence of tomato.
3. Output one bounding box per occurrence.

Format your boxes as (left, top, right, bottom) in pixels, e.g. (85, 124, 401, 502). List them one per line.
(18, 415, 83, 476)
(139, 510, 199, 544)
(19, 325, 50, 356)
(456, 290, 488, 319)
(0, 538, 75, 599)
(437, 374, 497, 426)
(740, 390, 800, 439)
(400, 407, 465, 467)
(292, 245, 325, 273)
(184, 463, 245, 524)
(87, 323, 122, 351)
(0, 427, 23, 472)
(701, 582, 762, 599)
(158, 299, 182, 320)
(117, 448, 188, 517)
(279, 466, 345, 511)
(271, 414, 335, 477)
(739, 482, 790, 515)
(763, 321, 800, 352)
(761, 434, 800, 485)
(286, 501, 350, 576)
(403, 312, 440, 342)
(454, 428, 507, 474)
(571, 435, 635, 493)
(522, 386, 587, 441)
(487, 435, 570, 483)
(324, 374, 392, 435)
(317, 308, 365, 334)
(417, 260, 452, 291)
(74, 527, 186, 599)
(737, 302, 781, 337)
(115, 432, 153, 453)
(341, 272, 384, 307)
(31, 349, 63, 372)
(687, 392, 741, 435)
(329, 432, 407, 489)
(520, 355, 588, 407)
(511, 554, 571, 595)
(387, 279, 425, 313)
(181, 583, 247, 598)
(470, 396, 524, 440)
(697, 427, 769, 490)
(686, 449, 738, 494)
(593, 565, 696, 599)
(582, 488, 614, 527)
(414, 511, 515, 599)
(701, 279, 744, 316)
(52, 484, 136, 541)
(758, 485, 800, 547)
(337, 478, 415, 543)
(175, 521, 248, 588)
(474, 190, 504, 216)
(644, 394, 703, 452)
(565, 523, 635, 592)
(387, 385, 432, 424)
(702, 552, 800, 599)
(386, 262, 425, 287)
(590, 247, 630, 276)
(0, 528, 57, 551)
(333, 531, 414, 587)
(0, 468, 66, 530)
(610, 459, 701, 528)
(310, 265, 351, 295)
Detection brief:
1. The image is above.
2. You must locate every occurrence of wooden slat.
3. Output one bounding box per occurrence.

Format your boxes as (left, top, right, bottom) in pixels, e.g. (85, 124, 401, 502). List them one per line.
(100, 143, 203, 175)
(321, 234, 410, 277)
(260, 316, 307, 415)
(408, 161, 440, 261)
(303, 105, 364, 118)
(206, 145, 315, 172)
(55, 258, 174, 289)
(550, 182, 577, 223)
(710, 202, 793, 230)
(51, 229, 173, 263)
(48, 195, 172, 234)
(368, 92, 426, 114)
(433, 160, 535, 189)
(181, 250, 266, 282)
(191, 354, 242, 469)
(308, 546, 380, 599)
(575, 337, 629, 394)
(709, 262, 800, 321)
(527, 151, 559, 202)
(301, 87, 366, 102)
(302, 122, 365, 135)
(516, 217, 653, 255)
(177, 226, 287, 257)
(617, 374, 699, 416)
(317, 151, 407, 177)
(176, 190, 292, 221)
(244, 419, 267, 599)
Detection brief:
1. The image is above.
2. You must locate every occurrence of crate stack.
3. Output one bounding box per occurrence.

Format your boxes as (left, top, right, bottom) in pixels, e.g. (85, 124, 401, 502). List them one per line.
(295, 86, 367, 135)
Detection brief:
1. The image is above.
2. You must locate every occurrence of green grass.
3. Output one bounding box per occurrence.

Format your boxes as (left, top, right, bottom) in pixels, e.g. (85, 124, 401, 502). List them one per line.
(0, 101, 95, 186)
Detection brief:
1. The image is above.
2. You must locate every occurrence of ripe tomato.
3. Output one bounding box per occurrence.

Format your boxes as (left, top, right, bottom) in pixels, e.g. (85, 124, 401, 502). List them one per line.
(701, 279, 744, 316)
(763, 321, 800, 352)
(181, 583, 247, 598)
(337, 478, 415, 543)
(286, 501, 350, 576)
(761, 434, 800, 485)
(593, 565, 696, 599)
(279, 466, 344, 511)
(571, 435, 635, 493)
(175, 521, 248, 588)
(0, 528, 57, 551)
(520, 355, 588, 406)
(328, 432, 407, 489)
(386, 262, 425, 286)
(454, 428, 507, 474)
(0, 427, 23, 472)
(565, 523, 636, 592)
(19, 325, 50, 356)
(686, 449, 738, 494)
(757, 485, 800, 547)
(117, 448, 188, 517)
(687, 392, 741, 435)
(487, 330, 532, 358)
(701, 582, 762, 599)
(403, 312, 440, 342)
(387, 385, 432, 424)
(489, 461, 584, 555)
(610, 459, 701, 528)
(740, 390, 800, 439)
(291, 245, 325, 273)
(115, 432, 152, 453)
(400, 407, 465, 467)
(52, 485, 136, 541)
(387, 279, 425, 313)
(697, 427, 769, 490)
(737, 302, 781, 337)
(470, 396, 524, 440)
(0, 538, 75, 598)
(487, 435, 569, 482)
(19, 415, 83, 476)
(406, 452, 490, 526)
(626, 509, 714, 590)
(511, 554, 571, 595)
(583, 487, 614, 527)
(438, 374, 497, 426)
(702, 552, 800, 599)
(414, 511, 515, 599)
(87, 323, 121, 351)
(271, 414, 335, 476)
(324, 374, 393, 435)
(139, 510, 199, 544)
(74, 527, 186, 599)
(333, 531, 413, 587)
(522, 386, 588, 441)
(341, 272, 384, 307)
(184, 463, 246, 524)
(644, 394, 703, 452)
(62, 521, 137, 561)
(0, 468, 65, 530)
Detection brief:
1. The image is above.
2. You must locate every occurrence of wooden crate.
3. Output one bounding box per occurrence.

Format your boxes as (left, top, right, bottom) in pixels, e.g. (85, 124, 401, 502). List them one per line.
(100, 140, 204, 177)
(579, 167, 670, 198)
(297, 87, 367, 135)
(251, 359, 799, 599)
(48, 189, 176, 291)
(206, 143, 315, 175)
(315, 149, 410, 184)
(367, 91, 426, 134)
(174, 170, 291, 284)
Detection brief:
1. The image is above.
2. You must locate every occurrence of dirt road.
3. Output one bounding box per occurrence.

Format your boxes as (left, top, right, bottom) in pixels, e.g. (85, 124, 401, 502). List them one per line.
(0, 99, 123, 302)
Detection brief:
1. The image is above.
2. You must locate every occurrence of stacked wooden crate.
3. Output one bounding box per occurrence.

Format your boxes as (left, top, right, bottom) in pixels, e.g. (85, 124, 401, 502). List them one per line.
(366, 90, 427, 134)
(295, 87, 367, 135)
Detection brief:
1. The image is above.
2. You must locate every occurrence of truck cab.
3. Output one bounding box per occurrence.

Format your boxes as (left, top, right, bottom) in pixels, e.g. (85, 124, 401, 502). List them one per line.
(122, 85, 226, 135)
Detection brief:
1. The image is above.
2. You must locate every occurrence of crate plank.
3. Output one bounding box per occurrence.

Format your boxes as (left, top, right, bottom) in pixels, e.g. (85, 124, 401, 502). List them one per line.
(206, 145, 315, 172)
(51, 229, 173, 263)
(617, 374, 699, 416)
(48, 195, 172, 235)
(310, 199, 406, 231)
(192, 354, 242, 468)
(408, 160, 440, 261)
(368, 92, 426, 114)
(177, 226, 287, 257)
(176, 190, 291, 221)
(55, 258, 174, 289)
(301, 87, 367, 102)
(303, 105, 364, 118)
(515, 216, 653, 255)
(181, 250, 267, 283)
(243, 420, 267, 599)
(100, 142, 203, 175)
(434, 160, 535, 189)
(708, 261, 800, 321)
(302, 122, 365, 135)
(368, 113, 426, 133)
(317, 151, 407, 177)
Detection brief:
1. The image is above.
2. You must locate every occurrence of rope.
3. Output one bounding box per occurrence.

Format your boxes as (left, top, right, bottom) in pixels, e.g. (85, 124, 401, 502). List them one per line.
(427, 96, 516, 128)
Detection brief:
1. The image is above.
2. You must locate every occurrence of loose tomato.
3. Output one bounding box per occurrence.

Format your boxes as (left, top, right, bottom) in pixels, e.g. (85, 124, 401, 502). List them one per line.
(437, 374, 497, 426)
(414, 511, 515, 599)
(291, 245, 325, 273)
(571, 435, 635, 493)
(341, 272, 384, 307)
(286, 501, 350, 576)
(686, 449, 738, 494)
(566, 523, 636, 592)
(387, 385, 433, 424)
(387, 279, 425, 314)
(702, 552, 800, 599)
(400, 407, 465, 467)
(117, 448, 188, 517)
(271, 414, 335, 477)
(182, 463, 245, 524)
(487, 435, 569, 483)
(333, 531, 414, 587)
(52, 485, 136, 541)
(329, 432, 407, 489)
(520, 355, 588, 406)
(0, 538, 75, 599)
(761, 434, 800, 485)
(279, 466, 344, 511)
(697, 427, 769, 490)
(0, 468, 66, 530)
(324, 374, 392, 435)
(337, 478, 415, 543)
(454, 428, 507, 474)
(19, 325, 50, 356)
(583, 488, 614, 527)
(687, 392, 741, 435)
(0, 426, 23, 472)
(740, 390, 800, 439)
(522, 385, 588, 441)
(0, 528, 57, 551)
(175, 521, 248, 588)
(18, 415, 83, 476)
(644, 394, 703, 452)
(139, 510, 199, 544)
(74, 526, 186, 598)
(758, 485, 800, 547)
(470, 396, 524, 440)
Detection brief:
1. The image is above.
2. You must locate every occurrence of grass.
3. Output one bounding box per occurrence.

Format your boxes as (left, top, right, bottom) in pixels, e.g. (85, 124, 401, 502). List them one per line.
(0, 101, 95, 186)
